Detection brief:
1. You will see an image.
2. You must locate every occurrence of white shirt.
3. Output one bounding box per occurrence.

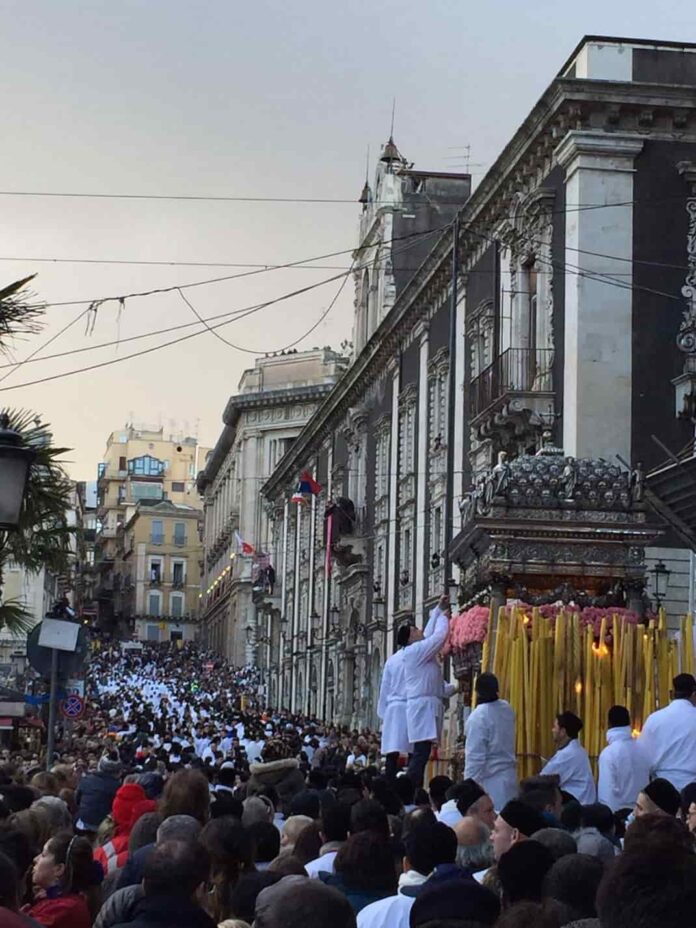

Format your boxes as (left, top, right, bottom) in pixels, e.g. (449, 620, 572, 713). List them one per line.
(403, 606, 450, 744)
(598, 726, 651, 811)
(540, 738, 596, 805)
(357, 891, 416, 928)
(305, 850, 338, 879)
(377, 649, 412, 756)
(639, 698, 696, 790)
(464, 699, 518, 812)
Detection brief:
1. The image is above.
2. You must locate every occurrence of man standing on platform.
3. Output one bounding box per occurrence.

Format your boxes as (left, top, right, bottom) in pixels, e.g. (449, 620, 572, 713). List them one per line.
(464, 673, 517, 812)
(539, 711, 596, 805)
(377, 627, 412, 779)
(403, 594, 455, 788)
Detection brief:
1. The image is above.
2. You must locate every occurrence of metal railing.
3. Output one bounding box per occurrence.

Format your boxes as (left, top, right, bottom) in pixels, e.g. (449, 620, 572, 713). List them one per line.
(469, 348, 553, 420)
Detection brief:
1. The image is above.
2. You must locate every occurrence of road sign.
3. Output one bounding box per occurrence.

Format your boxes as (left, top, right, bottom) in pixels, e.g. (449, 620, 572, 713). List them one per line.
(27, 623, 88, 679)
(60, 694, 84, 720)
(66, 678, 85, 698)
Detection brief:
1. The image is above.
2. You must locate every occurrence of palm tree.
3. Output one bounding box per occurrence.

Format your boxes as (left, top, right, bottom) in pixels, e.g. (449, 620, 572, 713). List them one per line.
(0, 277, 75, 635)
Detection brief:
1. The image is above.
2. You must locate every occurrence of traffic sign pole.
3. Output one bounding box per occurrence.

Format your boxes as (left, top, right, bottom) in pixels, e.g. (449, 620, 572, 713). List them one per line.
(46, 648, 58, 770)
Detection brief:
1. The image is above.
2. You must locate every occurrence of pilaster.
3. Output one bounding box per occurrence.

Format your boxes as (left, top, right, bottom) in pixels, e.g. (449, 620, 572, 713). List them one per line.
(555, 131, 643, 461)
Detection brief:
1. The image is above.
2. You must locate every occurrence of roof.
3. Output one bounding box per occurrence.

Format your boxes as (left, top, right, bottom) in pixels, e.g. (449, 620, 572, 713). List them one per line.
(645, 453, 696, 550)
(558, 34, 696, 76)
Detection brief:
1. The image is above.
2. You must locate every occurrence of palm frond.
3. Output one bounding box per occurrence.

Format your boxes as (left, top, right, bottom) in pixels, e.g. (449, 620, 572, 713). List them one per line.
(0, 276, 45, 356)
(0, 599, 35, 637)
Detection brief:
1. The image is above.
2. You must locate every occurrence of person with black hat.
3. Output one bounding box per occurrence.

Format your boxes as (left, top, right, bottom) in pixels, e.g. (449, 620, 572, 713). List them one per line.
(472, 799, 546, 887)
(464, 673, 517, 812)
(598, 705, 651, 813)
(377, 625, 414, 780)
(635, 777, 681, 818)
(638, 673, 696, 790)
(539, 712, 596, 805)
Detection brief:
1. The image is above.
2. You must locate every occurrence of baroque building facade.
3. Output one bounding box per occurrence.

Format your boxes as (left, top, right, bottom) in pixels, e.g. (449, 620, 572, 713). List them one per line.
(197, 349, 348, 665)
(259, 35, 696, 727)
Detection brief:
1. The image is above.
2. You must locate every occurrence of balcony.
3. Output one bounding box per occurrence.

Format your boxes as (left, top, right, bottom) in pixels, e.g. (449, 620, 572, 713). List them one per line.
(469, 348, 554, 438)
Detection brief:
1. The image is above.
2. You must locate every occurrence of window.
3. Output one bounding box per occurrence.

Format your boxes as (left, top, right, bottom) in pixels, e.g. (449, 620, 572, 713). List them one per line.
(150, 560, 162, 583)
(128, 455, 165, 477)
(172, 561, 185, 585)
(151, 520, 164, 545)
(148, 592, 161, 617)
(132, 483, 164, 502)
(97, 463, 106, 479)
(431, 507, 442, 568)
(171, 481, 185, 493)
(118, 456, 127, 471)
(170, 593, 184, 618)
(170, 630, 183, 642)
(173, 522, 186, 547)
(147, 624, 160, 641)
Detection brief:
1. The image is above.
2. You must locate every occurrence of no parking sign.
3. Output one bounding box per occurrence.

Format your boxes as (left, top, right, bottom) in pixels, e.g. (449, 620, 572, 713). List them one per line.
(60, 694, 85, 720)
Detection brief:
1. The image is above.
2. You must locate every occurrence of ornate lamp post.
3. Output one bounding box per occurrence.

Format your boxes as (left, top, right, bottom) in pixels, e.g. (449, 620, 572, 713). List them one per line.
(0, 414, 35, 531)
(650, 560, 671, 610)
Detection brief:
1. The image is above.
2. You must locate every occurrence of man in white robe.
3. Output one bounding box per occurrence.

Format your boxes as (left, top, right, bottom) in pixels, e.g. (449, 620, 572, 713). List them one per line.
(464, 672, 517, 811)
(539, 711, 596, 805)
(638, 673, 696, 790)
(403, 595, 455, 788)
(598, 704, 651, 812)
(377, 639, 412, 780)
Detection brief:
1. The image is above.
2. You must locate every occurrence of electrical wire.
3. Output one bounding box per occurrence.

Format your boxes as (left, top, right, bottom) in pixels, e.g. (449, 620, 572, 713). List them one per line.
(0, 227, 442, 371)
(42, 224, 447, 308)
(0, 270, 354, 393)
(0, 187, 689, 215)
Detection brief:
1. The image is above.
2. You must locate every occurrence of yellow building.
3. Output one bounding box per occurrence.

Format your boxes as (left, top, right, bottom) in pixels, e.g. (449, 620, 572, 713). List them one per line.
(95, 425, 209, 630)
(115, 501, 202, 644)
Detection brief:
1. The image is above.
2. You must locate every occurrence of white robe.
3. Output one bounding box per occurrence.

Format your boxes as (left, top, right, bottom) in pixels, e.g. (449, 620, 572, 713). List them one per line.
(378, 649, 412, 755)
(464, 698, 518, 811)
(403, 606, 450, 744)
(598, 726, 651, 812)
(539, 738, 596, 805)
(638, 698, 696, 790)
(357, 887, 420, 928)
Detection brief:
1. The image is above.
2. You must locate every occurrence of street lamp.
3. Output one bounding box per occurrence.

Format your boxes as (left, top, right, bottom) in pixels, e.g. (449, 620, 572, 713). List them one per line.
(0, 414, 35, 531)
(650, 560, 671, 609)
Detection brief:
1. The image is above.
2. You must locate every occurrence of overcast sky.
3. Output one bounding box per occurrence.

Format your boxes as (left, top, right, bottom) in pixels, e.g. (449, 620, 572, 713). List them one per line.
(0, 0, 692, 478)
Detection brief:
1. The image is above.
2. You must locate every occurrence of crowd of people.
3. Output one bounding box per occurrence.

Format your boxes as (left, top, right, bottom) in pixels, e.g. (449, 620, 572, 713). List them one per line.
(0, 633, 695, 928)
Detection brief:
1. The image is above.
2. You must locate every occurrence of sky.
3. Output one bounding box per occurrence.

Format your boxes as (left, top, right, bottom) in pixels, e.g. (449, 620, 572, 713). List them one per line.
(0, 0, 693, 479)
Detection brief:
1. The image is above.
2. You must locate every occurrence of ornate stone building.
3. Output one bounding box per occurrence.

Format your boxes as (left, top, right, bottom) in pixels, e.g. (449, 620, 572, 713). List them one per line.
(258, 35, 696, 724)
(197, 349, 348, 664)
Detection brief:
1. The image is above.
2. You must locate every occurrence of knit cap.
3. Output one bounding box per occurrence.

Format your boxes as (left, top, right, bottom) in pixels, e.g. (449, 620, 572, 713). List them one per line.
(98, 752, 123, 777)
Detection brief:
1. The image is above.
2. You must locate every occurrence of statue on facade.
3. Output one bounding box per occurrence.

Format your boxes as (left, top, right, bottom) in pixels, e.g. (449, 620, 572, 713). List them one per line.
(631, 461, 645, 503)
(561, 456, 578, 500)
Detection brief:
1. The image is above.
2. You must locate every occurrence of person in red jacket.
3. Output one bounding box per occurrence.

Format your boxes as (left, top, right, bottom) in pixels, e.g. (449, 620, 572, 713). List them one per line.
(24, 833, 101, 928)
(94, 783, 157, 877)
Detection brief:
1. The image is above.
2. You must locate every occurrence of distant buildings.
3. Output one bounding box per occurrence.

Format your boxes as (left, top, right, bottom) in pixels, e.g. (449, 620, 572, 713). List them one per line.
(197, 350, 348, 664)
(94, 425, 209, 634)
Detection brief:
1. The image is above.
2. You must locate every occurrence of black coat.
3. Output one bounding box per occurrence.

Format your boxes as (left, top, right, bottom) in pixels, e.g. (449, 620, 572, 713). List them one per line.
(75, 771, 120, 831)
(111, 895, 216, 928)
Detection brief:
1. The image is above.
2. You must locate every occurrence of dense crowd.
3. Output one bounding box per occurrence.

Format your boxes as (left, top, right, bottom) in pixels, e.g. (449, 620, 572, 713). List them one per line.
(0, 641, 695, 928)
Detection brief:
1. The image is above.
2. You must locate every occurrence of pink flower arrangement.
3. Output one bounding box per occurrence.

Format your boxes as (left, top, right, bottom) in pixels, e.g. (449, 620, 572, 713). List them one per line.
(446, 602, 644, 655)
(446, 605, 490, 652)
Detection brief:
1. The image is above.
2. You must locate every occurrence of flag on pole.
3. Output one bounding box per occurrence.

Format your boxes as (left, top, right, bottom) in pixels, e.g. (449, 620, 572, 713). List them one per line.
(290, 470, 323, 504)
(234, 531, 255, 555)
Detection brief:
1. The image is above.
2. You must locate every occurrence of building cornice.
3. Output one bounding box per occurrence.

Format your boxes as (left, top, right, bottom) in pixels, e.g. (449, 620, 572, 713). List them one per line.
(197, 383, 336, 492)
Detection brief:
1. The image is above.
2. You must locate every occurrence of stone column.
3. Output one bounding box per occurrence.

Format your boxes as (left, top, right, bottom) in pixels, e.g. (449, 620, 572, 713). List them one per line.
(555, 131, 643, 461)
(386, 361, 400, 658)
(414, 323, 430, 624)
